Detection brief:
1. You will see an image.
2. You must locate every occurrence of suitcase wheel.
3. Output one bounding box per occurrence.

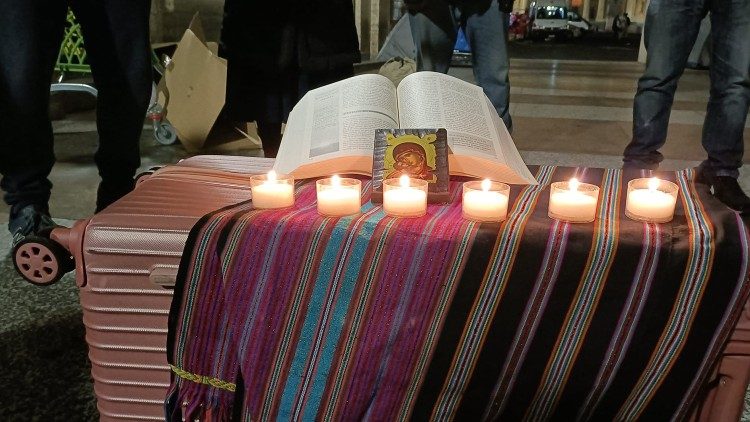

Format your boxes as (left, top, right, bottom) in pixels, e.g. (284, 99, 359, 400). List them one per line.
(12, 237, 74, 286)
(154, 121, 178, 145)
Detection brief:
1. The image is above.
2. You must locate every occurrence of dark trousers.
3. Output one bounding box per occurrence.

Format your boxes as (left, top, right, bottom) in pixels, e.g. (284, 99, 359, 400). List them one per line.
(0, 0, 152, 215)
(624, 0, 750, 178)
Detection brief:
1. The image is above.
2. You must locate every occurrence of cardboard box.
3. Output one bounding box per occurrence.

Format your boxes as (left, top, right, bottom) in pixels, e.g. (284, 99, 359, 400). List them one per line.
(157, 13, 261, 152)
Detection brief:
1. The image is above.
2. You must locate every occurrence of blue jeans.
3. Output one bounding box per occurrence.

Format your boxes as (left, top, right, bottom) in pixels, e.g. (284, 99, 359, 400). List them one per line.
(624, 0, 750, 178)
(408, 0, 512, 132)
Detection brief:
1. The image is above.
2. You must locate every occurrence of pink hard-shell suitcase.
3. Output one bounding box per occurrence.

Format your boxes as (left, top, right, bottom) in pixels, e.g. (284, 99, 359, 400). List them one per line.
(9, 155, 750, 421)
(14, 156, 271, 421)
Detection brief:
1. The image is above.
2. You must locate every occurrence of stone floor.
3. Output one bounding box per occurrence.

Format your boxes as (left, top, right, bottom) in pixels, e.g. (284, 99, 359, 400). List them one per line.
(2, 58, 750, 419)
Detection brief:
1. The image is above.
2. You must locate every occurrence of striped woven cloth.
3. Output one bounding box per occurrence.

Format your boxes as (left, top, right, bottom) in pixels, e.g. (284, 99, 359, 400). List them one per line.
(166, 166, 750, 421)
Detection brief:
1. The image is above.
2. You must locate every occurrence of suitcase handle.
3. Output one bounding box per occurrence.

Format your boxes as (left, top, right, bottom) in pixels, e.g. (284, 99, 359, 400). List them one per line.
(149, 265, 178, 288)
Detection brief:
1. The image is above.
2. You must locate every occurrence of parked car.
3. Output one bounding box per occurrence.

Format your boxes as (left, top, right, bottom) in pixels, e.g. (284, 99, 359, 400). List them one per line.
(527, 1, 593, 40)
(566, 11, 594, 38)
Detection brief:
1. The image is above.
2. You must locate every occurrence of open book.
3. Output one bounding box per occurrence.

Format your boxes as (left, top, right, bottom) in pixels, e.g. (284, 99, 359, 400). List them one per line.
(273, 71, 537, 185)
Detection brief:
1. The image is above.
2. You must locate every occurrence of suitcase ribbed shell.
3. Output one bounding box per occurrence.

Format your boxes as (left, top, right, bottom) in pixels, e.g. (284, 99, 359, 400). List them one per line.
(76, 156, 272, 421)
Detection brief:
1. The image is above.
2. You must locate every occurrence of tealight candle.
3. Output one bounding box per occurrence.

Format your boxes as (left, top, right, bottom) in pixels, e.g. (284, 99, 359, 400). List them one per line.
(249, 170, 295, 209)
(383, 175, 428, 218)
(548, 178, 599, 223)
(316, 175, 361, 216)
(625, 177, 678, 223)
(463, 179, 510, 222)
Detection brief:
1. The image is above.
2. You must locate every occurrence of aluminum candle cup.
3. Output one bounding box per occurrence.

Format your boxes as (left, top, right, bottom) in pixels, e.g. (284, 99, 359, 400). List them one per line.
(316, 175, 361, 216)
(462, 179, 510, 222)
(383, 175, 428, 218)
(625, 177, 679, 223)
(548, 178, 599, 223)
(250, 170, 295, 209)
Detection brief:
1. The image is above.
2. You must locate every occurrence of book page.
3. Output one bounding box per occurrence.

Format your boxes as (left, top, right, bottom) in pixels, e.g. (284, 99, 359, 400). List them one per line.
(483, 96, 537, 185)
(275, 74, 399, 175)
(397, 71, 499, 160)
(396, 71, 536, 184)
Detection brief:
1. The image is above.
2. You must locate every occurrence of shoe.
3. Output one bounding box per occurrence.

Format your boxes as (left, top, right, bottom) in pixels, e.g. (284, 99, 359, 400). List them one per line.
(8, 204, 58, 249)
(710, 176, 750, 214)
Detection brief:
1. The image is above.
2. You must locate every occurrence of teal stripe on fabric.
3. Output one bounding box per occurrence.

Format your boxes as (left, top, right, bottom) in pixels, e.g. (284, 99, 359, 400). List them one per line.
(321, 214, 398, 420)
(263, 200, 378, 421)
(299, 211, 392, 420)
(358, 196, 459, 421)
(260, 214, 334, 420)
(277, 208, 386, 421)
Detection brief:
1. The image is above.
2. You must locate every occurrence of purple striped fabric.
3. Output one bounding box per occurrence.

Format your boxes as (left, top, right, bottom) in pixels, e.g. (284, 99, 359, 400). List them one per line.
(166, 167, 750, 421)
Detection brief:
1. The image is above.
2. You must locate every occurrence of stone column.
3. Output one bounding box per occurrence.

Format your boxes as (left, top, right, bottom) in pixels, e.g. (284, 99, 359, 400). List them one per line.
(582, 0, 591, 19)
(638, 0, 649, 62)
(626, 0, 636, 17)
(354, 0, 363, 43)
(596, 0, 606, 21)
(370, 0, 381, 58)
(354, 0, 391, 60)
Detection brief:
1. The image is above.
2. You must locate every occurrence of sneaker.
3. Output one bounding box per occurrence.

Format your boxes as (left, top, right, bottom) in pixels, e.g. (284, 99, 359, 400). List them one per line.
(8, 204, 58, 249)
(710, 176, 750, 214)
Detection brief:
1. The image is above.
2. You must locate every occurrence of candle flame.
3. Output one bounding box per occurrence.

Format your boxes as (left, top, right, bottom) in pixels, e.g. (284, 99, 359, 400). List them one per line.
(332, 174, 341, 187)
(267, 170, 277, 183)
(648, 177, 660, 191)
(569, 178, 580, 192)
(481, 179, 491, 192)
(400, 174, 410, 188)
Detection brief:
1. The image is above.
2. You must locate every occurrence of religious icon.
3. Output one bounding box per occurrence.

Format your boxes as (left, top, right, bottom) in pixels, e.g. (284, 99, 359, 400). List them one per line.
(371, 129, 449, 203)
(385, 135, 437, 182)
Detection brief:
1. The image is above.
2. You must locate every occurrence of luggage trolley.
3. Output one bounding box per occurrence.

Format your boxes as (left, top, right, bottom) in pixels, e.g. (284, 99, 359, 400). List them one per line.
(52, 10, 177, 146)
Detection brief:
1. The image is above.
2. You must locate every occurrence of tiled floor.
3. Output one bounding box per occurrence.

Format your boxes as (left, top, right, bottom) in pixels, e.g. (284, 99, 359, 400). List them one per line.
(451, 60, 750, 164)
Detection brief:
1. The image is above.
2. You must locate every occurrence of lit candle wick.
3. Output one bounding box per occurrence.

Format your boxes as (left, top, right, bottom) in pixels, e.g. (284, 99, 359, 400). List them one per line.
(481, 178, 491, 192)
(400, 174, 410, 188)
(332, 174, 341, 188)
(648, 177, 660, 192)
(569, 177, 580, 192)
(267, 170, 277, 183)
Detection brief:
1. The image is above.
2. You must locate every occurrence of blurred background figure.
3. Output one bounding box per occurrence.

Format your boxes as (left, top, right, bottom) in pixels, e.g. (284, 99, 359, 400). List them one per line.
(623, 0, 750, 212)
(613, 12, 630, 40)
(405, 0, 514, 132)
(219, 0, 361, 158)
(0, 0, 152, 245)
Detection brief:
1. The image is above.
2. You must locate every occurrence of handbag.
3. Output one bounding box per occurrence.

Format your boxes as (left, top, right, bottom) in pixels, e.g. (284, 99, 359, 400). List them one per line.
(378, 56, 417, 87)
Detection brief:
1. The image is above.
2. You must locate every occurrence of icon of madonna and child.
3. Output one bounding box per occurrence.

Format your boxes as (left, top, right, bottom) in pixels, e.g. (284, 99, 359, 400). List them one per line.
(372, 128, 450, 203)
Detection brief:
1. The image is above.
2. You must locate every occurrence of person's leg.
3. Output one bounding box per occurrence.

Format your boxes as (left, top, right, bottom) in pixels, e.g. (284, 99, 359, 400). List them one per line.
(70, 0, 151, 212)
(256, 121, 283, 158)
(461, 0, 513, 131)
(0, 0, 67, 227)
(694, 0, 750, 211)
(623, 0, 705, 169)
(700, 0, 750, 178)
(408, 0, 457, 74)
